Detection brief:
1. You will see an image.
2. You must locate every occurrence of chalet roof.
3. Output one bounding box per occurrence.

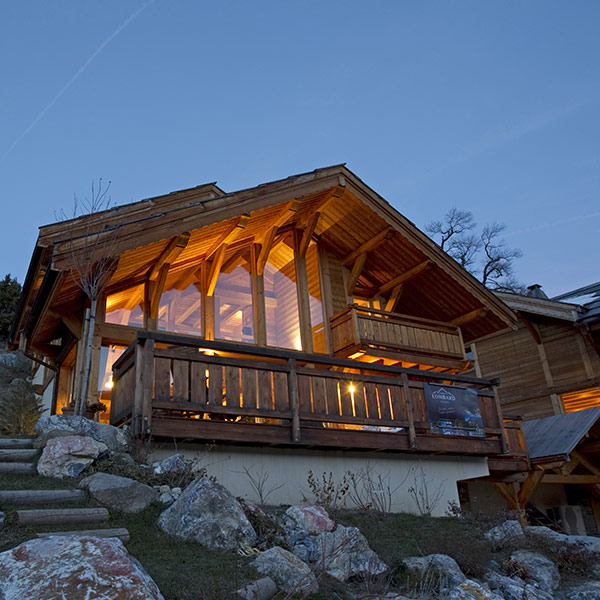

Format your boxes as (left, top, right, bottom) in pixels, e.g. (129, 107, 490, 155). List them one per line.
(554, 282, 600, 329)
(13, 165, 517, 350)
(522, 407, 600, 460)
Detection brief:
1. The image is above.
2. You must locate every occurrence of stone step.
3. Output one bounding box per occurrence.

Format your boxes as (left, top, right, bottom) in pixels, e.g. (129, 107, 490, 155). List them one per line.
(35, 528, 130, 543)
(0, 489, 86, 505)
(16, 507, 109, 527)
(0, 438, 34, 449)
(0, 462, 36, 475)
(0, 448, 39, 463)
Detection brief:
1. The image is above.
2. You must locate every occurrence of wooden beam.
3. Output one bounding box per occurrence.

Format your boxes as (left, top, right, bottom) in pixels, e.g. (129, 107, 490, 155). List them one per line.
(384, 284, 403, 313)
(256, 228, 278, 277)
(206, 244, 227, 297)
(560, 455, 581, 476)
(260, 200, 301, 242)
(343, 227, 392, 266)
(378, 260, 431, 295)
(571, 450, 600, 477)
(148, 233, 190, 281)
(520, 313, 542, 345)
(492, 482, 520, 511)
(543, 474, 600, 484)
(221, 249, 247, 274)
(346, 253, 368, 295)
(517, 469, 544, 506)
(450, 308, 488, 328)
(298, 211, 321, 258)
(203, 216, 249, 261)
(580, 440, 600, 454)
(149, 264, 170, 320)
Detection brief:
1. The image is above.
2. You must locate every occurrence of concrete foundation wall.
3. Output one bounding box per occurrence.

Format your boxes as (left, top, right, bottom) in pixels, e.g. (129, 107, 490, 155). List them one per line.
(151, 443, 489, 517)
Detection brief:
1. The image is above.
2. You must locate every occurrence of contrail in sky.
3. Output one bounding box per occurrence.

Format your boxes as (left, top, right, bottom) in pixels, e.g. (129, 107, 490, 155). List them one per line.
(0, 0, 155, 164)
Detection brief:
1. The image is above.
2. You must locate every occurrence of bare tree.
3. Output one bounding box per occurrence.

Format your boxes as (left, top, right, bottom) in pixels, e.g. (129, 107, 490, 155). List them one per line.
(426, 208, 524, 293)
(57, 180, 118, 416)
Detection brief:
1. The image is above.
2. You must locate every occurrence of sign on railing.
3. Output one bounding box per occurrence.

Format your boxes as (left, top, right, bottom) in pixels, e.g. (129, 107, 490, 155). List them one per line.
(424, 383, 485, 438)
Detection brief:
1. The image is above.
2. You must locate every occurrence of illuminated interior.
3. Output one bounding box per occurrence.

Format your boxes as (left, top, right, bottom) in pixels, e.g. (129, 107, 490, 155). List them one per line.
(105, 284, 144, 327)
(264, 237, 301, 350)
(562, 387, 600, 413)
(158, 281, 203, 337)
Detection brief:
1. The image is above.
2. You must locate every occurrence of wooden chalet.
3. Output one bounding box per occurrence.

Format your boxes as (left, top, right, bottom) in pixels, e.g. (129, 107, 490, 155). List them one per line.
(470, 284, 600, 420)
(12, 165, 525, 466)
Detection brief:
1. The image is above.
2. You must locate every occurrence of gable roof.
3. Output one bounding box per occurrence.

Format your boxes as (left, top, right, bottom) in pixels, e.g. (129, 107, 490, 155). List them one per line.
(13, 165, 517, 350)
(522, 407, 600, 460)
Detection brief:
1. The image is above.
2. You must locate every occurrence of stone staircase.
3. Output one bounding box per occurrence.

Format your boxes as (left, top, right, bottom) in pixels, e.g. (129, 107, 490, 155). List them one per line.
(0, 437, 130, 543)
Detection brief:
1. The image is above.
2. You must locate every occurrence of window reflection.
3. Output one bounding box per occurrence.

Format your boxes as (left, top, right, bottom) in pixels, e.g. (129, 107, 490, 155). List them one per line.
(105, 284, 144, 327)
(214, 261, 254, 343)
(158, 282, 203, 337)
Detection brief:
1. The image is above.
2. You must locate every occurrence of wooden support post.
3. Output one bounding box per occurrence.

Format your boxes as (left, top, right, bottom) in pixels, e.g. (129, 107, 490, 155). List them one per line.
(294, 229, 313, 353)
(86, 333, 102, 406)
(201, 262, 215, 340)
(346, 253, 367, 295)
(134, 339, 154, 436)
(287, 358, 301, 442)
(251, 244, 267, 345)
(384, 284, 403, 313)
(206, 244, 227, 297)
(493, 386, 509, 453)
(257, 227, 277, 276)
(402, 373, 417, 449)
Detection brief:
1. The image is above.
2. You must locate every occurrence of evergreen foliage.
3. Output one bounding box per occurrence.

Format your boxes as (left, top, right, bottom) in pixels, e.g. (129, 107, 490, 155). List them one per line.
(0, 378, 45, 435)
(0, 274, 21, 343)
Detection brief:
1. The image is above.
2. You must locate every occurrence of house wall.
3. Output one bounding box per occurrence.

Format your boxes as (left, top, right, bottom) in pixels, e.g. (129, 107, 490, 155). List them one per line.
(473, 317, 600, 419)
(150, 443, 489, 516)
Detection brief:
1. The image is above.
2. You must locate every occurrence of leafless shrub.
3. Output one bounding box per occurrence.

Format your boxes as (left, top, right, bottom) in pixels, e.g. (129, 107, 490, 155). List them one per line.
(303, 470, 349, 511)
(407, 463, 445, 517)
(346, 465, 408, 516)
(234, 465, 285, 506)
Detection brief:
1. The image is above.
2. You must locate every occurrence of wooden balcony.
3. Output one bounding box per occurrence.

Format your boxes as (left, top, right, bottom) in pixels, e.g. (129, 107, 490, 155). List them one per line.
(110, 330, 527, 459)
(331, 305, 467, 370)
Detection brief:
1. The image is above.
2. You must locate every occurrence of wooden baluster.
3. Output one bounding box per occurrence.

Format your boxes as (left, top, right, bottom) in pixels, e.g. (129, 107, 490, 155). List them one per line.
(287, 358, 301, 442)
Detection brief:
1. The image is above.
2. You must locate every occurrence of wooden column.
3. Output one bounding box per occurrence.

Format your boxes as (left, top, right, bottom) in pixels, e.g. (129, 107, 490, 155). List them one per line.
(201, 261, 215, 340)
(287, 358, 301, 442)
(251, 243, 267, 345)
(133, 339, 155, 436)
(294, 229, 313, 353)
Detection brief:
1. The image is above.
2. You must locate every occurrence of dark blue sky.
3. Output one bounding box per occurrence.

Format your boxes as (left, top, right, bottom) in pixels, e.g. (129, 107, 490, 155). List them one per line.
(1, 1, 598, 297)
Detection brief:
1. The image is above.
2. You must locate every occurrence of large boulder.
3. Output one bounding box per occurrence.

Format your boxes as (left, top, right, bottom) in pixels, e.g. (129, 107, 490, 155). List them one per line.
(0, 535, 164, 600)
(485, 572, 554, 600)
(37, 435, 108, 478)
(508, 550, 560, 593)
(253, 546, 318, 596)
(158, 476, 256, 551)
(284, 505, 335, 535)
(447, 579, 503, 600)
(565, 581, 600, 600)
(79, 472, 158, 514)
(525, 525, 600, 553)
(311, 525, 387, 582)
(34, 414, 128, 454)
(485, 520, 525, 550)
(403, 554, 466, 587)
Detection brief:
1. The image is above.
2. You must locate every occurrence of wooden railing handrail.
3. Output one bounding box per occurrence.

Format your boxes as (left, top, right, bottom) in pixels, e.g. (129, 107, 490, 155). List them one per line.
(130, 329, 498, 388)
(330, 304, 461, 332)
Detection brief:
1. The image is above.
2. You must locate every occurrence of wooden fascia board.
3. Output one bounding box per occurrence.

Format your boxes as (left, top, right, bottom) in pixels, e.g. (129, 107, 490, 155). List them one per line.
(339, 167, 518, 330)
(26, 269, 66, 347)
(497, 292, 580, 322)
(50, 173, 341, 271)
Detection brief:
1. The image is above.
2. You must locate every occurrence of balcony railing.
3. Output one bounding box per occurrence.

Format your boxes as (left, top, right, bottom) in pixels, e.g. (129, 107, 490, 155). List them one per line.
(330, 305, 466, 368)
(109, 330, 527, 458)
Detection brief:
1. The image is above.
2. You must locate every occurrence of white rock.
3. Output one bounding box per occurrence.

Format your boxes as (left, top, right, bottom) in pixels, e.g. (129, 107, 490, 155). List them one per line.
(37, 435, 108, 478)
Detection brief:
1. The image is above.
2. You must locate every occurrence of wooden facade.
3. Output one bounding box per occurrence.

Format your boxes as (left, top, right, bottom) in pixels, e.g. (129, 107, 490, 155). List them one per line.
(470, 292, 600, 420)
(12, 165, 524, 459)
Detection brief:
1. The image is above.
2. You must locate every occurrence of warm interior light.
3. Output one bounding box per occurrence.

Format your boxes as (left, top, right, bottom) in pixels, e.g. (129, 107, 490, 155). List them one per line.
(104, 378, 114, 390)
(348, 384, 355, 394)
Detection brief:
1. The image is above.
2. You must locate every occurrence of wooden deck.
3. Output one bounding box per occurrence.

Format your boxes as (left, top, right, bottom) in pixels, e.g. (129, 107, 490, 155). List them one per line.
(330, 305, 467, 369)
(111, 330, 528, 457)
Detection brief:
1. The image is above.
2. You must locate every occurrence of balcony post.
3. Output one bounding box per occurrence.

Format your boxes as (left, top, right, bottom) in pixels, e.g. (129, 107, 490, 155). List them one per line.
(133, 338, 154, 436)
(287, 358, 301, 442)
(402, 373, 417, 449)
(493, 385, 508, 453)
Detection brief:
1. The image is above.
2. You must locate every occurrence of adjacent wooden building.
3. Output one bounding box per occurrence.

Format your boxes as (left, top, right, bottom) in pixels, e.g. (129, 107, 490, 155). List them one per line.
(470, 285, 600, 420)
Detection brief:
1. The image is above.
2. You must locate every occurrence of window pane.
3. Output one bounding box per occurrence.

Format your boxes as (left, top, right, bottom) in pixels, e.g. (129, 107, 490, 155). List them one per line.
(105, 284, 144, 327)
(306, 242, 326, 353)
(265, 240, 301, 350)
(214, 263, 254, 343)
(158, 282, 203, 337)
